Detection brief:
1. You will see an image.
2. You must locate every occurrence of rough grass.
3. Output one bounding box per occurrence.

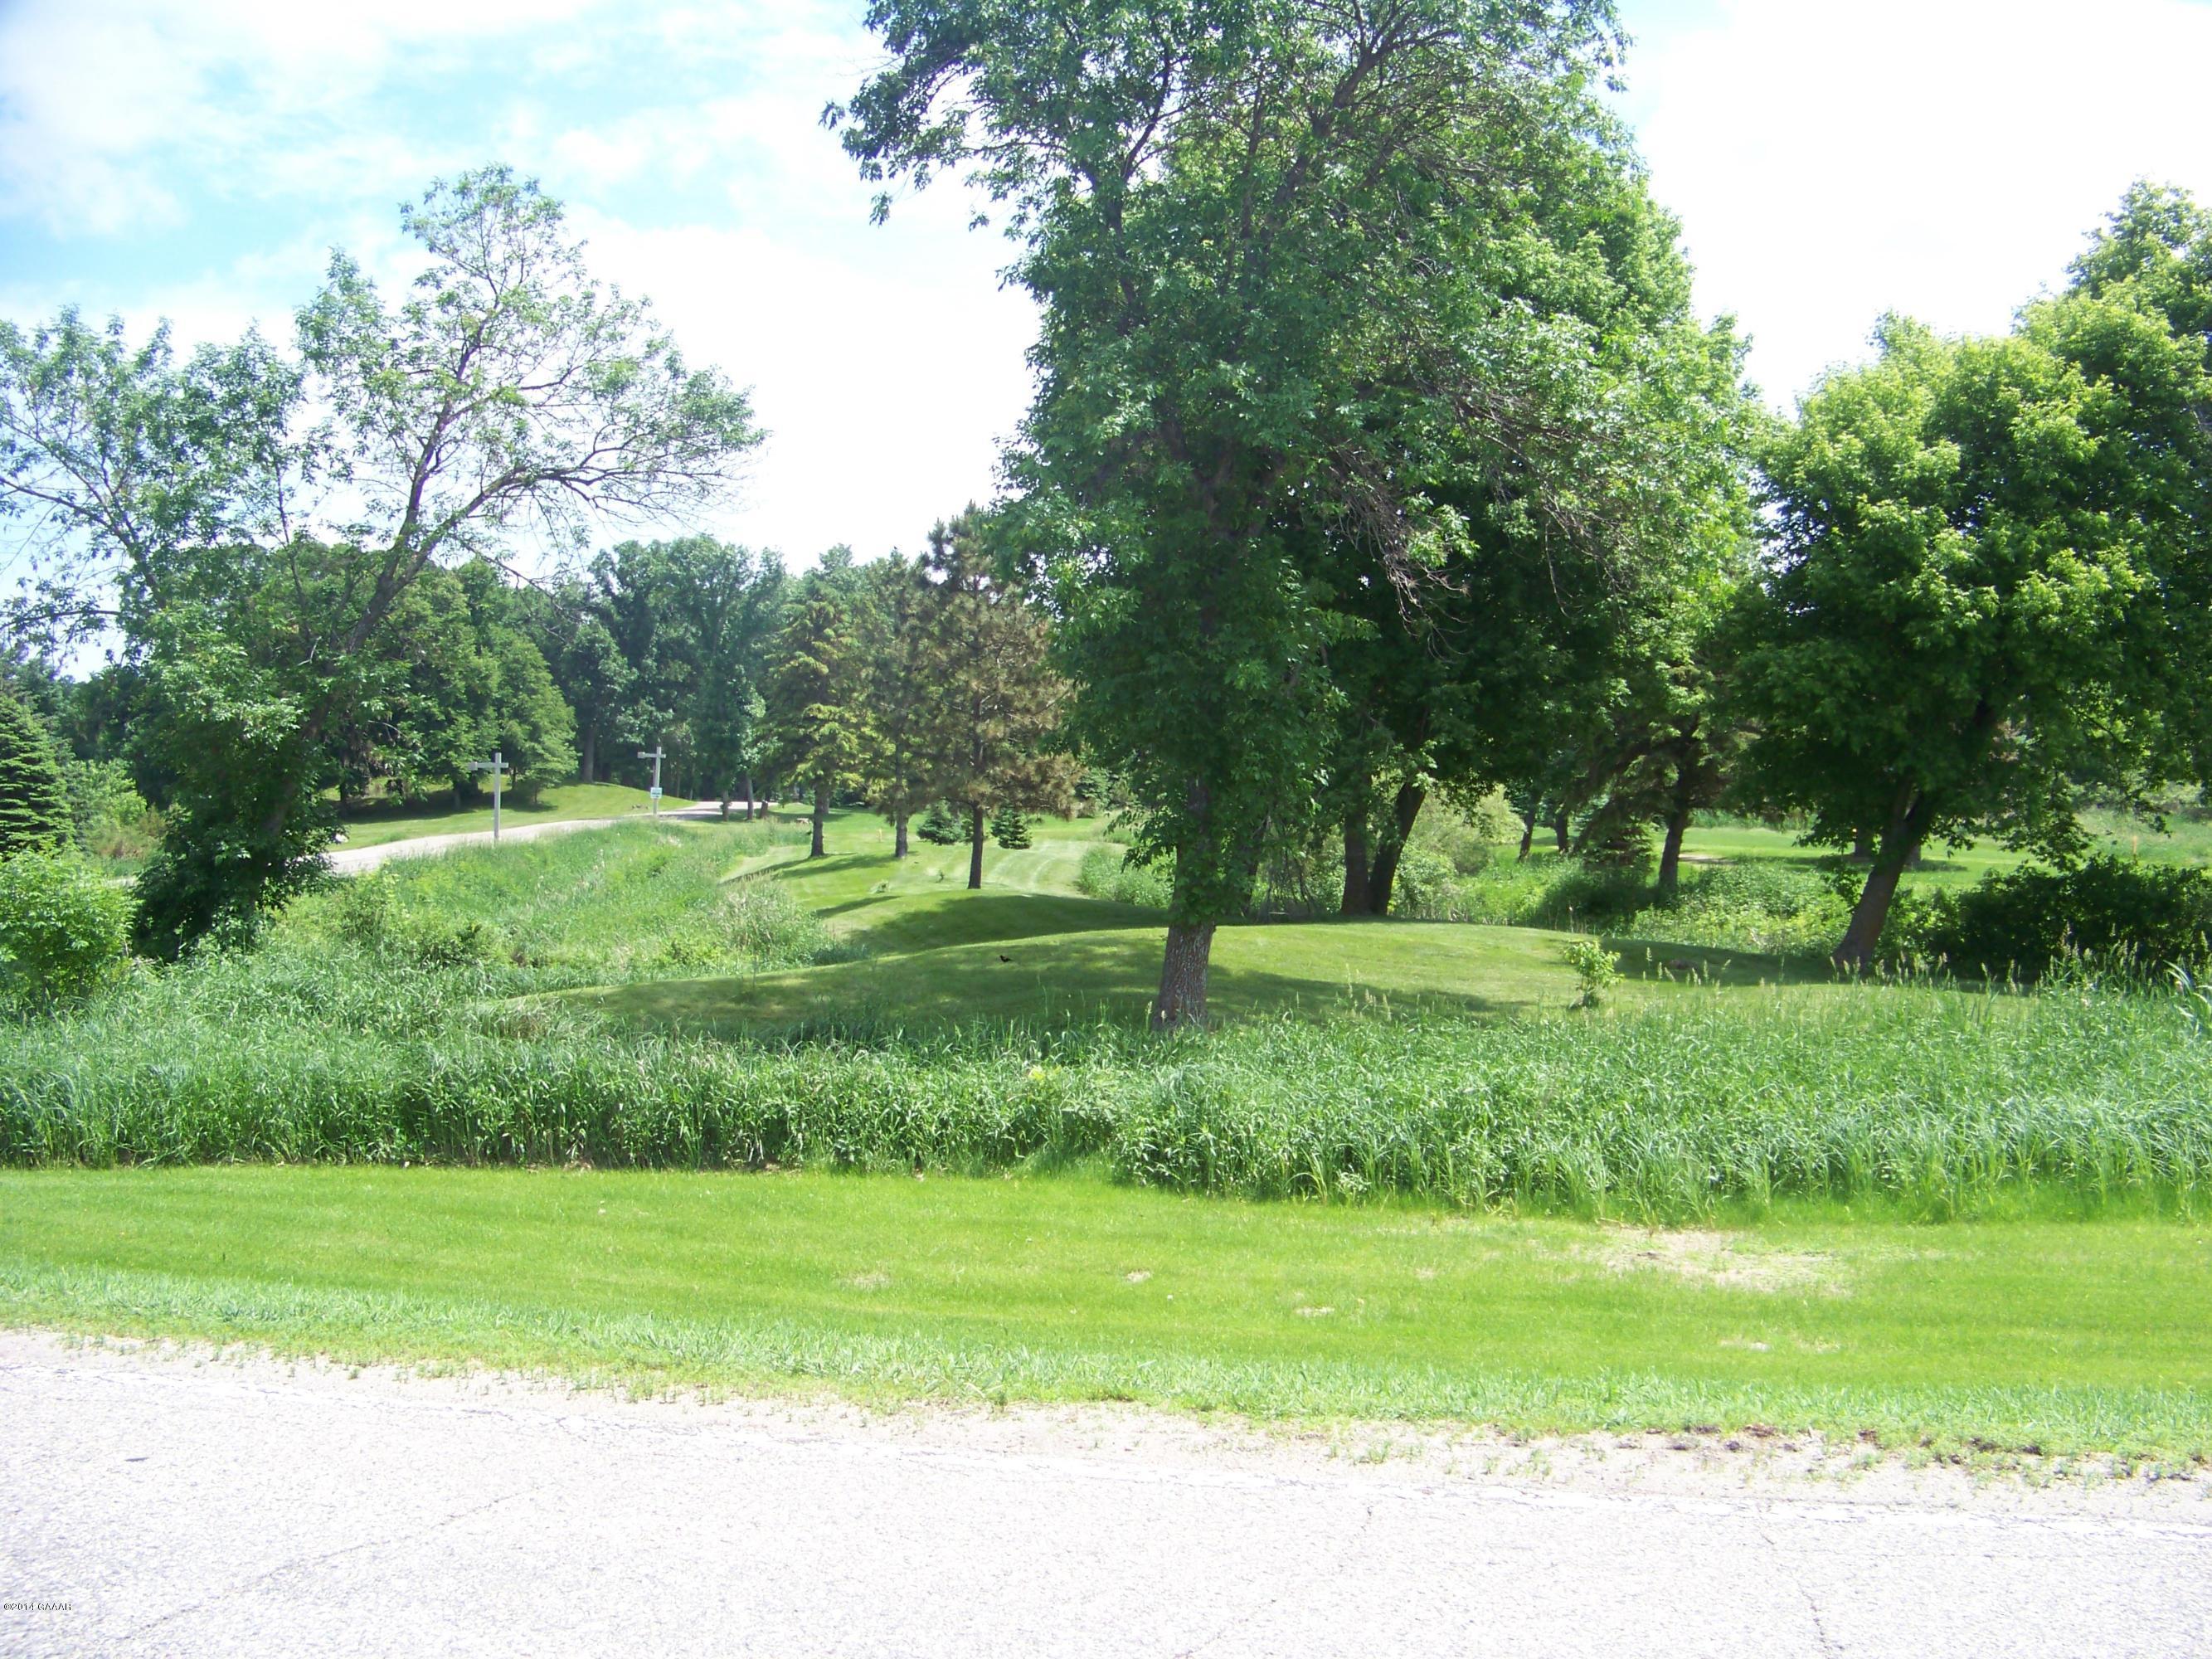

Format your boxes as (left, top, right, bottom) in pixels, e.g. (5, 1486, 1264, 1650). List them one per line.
(5, 810, 2210, 1225)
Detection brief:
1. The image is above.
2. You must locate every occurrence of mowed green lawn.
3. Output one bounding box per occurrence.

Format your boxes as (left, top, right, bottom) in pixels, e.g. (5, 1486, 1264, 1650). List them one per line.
(3, 1166, 2205, 1457)
(333, 782, 696, 849)
(576, 808, 1794, 1032)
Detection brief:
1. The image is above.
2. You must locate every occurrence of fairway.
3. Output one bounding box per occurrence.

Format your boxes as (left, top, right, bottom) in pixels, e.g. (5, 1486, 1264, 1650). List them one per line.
(4, 1166, 2207, 1459)
(579, 916, 1773, 1031)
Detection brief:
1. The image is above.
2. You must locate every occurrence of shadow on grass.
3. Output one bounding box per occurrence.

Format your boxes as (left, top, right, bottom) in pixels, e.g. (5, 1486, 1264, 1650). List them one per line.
(576, 923, 1574, 1041)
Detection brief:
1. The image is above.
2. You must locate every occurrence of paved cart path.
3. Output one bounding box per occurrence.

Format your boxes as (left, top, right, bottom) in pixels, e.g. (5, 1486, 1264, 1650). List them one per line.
(326, 801, 739, 873)
(4, 1335, 2209, 1657)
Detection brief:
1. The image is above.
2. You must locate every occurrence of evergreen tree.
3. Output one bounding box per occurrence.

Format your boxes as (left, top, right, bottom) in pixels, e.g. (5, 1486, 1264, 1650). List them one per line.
(861, 553, 937, 856)
(763, 547, 876, 858)
(916, 800, 962, 845)
(989, 804, 1032, 849)
(0, 687, 70, 857)
(917, 511, 1077, 889)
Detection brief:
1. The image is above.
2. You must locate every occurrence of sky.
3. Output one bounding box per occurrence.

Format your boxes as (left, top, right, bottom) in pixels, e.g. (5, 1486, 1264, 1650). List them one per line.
(4, 0, 2212, 576)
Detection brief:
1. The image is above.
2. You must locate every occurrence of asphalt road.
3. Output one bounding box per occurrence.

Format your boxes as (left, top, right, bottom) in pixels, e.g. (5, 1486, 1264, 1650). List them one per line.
(3, 1335, 2208, 1658)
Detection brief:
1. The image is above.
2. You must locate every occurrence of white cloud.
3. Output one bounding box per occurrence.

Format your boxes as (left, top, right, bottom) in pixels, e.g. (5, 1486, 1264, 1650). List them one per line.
(1625, 0, 2212, 406)
(0, 0, 610, 231)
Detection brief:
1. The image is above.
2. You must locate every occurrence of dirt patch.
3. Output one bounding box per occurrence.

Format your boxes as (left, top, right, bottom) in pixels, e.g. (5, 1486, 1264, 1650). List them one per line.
(1592, 1228, 1839, 1293)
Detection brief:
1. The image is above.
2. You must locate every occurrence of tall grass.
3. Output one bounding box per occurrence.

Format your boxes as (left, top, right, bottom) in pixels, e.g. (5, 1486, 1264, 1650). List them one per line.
(6, 939, 2208, 1220)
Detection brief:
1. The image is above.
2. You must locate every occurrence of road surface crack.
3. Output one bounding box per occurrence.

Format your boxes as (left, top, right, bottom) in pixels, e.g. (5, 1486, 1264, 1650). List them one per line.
(111, 1481, 552, 1645)
(1753, 1502, 1840, 1657)
(1172, 1498, 1379, 1657)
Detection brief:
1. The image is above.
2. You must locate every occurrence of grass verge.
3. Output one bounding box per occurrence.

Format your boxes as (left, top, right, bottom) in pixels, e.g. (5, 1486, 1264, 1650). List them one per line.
(2, 1166, 2206, 1460)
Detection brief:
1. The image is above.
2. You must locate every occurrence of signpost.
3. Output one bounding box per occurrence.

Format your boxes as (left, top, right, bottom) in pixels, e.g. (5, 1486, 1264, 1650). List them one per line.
(469, 751, 508, 842)
(638, 745, 666, 816)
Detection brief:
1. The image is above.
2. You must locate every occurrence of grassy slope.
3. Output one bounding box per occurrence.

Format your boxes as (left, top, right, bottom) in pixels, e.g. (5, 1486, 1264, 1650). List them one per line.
(578, 808, 1787, 1033)
(4, 1166, 2205, 1457)
(333, 782, 697, 849)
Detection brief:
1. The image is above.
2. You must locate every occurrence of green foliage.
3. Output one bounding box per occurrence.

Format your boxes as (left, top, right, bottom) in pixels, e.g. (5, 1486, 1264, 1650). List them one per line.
(59, 759, 159, 859)
(916, 800, 963, 845)
(764, 550, 877, 810)
(0, 850, 133, 1010)
(835, 1, 1741, 1020)
(1559, 937, 1622, 1008)
(2, 168, 760, 953)
(1910, 858, 2212, 980)
(989, 804, 1032, 849)
(0, 688, 70, 857)
(130, 630, 335, 959)
(1074, 844, 1172, 909)
(1738, 205, 2212, 963)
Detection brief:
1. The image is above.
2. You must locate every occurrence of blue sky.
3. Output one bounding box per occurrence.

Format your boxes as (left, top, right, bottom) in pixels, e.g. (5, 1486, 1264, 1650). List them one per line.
(5, 0, 2212, 571)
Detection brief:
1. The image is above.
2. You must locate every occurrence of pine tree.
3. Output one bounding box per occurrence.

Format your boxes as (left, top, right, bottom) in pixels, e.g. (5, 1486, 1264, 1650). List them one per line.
(989, 804, 1032, 849)
(917, 510, 1079, 888)
(0, 688, 71, 858)
(916, 800, 963, 844)
(762, 548, 876, 858)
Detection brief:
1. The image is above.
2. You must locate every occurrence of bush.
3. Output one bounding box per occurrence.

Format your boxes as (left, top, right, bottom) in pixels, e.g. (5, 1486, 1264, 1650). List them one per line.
(61, 759, 162, 860)
(1911, 858, 2212, 980)
(0, 850, 134, 1010)
(989, 804, 1032, 849)
(1559, 937, 1621, 1007)
(1076, 844, 1173, 908)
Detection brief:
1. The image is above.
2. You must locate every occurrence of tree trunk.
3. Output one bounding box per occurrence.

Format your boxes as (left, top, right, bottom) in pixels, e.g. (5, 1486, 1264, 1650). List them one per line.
(810, 781, 828, 859)
(718, 785, 732, 821)
(1658, 807, 1690, 898)
(742, 773, 756, 821)
(1833, 791, 1928, 972)
(1364, 782, 1426, 917)
(1153, 922, 1216, 1029)
(1850, 825, 1874, 863)
(1517, 810, 1537, 862)
(968, 803, 985, 890)
(580, 727, 596, 786)
(1552, 808, 1571, 854)
(1340, 812, 1371, 917)
(894, 814, 910, 859)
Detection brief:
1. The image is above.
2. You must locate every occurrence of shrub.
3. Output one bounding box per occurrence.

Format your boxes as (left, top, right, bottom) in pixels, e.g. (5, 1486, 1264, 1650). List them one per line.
(1388, 848, 1462, 919)
(61, 759, 162, 860)
(1911, 858, 2212, 980)
(1076, 844, 1172, 908)
(0, 850, 134, 1010)
(989, 804, 1032, 849)
(1559, 937, 1621, 1007)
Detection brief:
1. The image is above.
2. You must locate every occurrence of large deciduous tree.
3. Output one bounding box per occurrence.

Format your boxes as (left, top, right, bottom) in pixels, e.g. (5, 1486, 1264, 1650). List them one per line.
(1738, 300, 2205, 969)
(0, 165, 759, 951)
(836, 0, 1687, 1024)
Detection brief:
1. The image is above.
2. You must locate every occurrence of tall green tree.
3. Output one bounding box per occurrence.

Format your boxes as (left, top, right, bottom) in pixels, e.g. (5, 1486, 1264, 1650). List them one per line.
(764, 548, 876, 859)
(917, 514, 1077, 890)
(862, 552, 938, 857)
(838, 0, 1660, 1022)
(0, 166, 759, 951)
(1739, 305, 2202, 968)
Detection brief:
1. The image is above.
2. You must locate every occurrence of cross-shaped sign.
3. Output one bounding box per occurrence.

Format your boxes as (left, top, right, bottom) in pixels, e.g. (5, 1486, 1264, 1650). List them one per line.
(638, 746, 666, 816)
(468, 751, 508, 841)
